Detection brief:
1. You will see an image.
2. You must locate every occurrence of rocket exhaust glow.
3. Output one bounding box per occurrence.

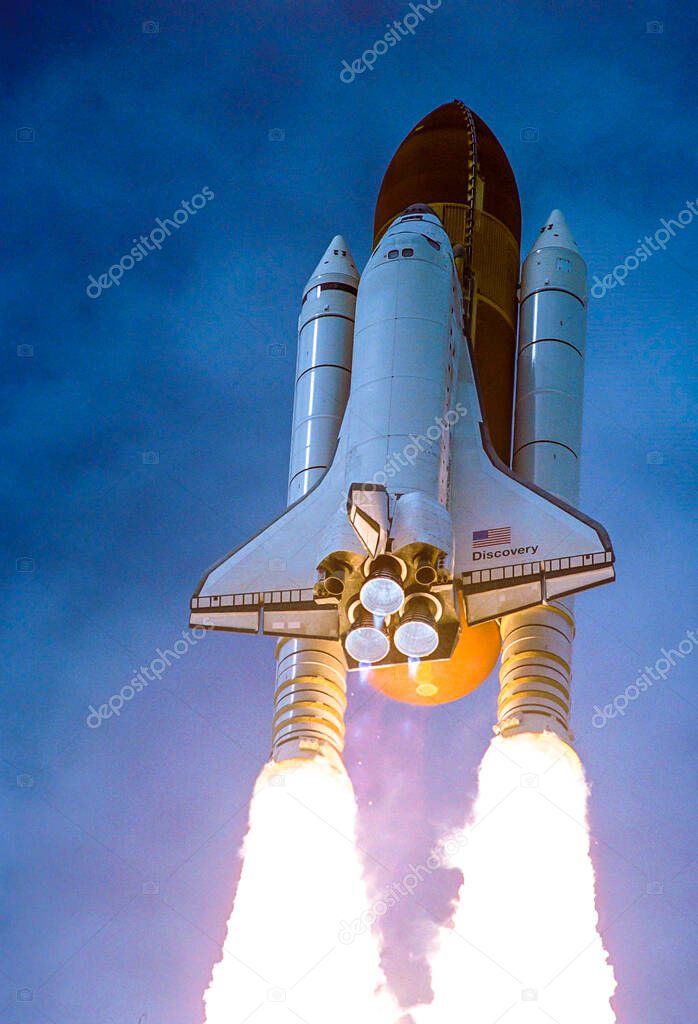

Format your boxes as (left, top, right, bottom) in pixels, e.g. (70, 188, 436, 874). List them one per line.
(414, 733, 616, 1024)
(203, 758, 397, 1024)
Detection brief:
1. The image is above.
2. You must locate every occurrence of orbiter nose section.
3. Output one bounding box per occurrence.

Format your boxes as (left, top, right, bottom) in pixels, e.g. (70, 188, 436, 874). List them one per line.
(402, 203, 439, 218)
(306, 234, 360, 289)
(532, 209, 579, 252)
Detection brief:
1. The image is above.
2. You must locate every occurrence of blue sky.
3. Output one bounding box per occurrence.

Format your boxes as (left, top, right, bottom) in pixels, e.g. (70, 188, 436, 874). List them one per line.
(2, 1, 696, 1022)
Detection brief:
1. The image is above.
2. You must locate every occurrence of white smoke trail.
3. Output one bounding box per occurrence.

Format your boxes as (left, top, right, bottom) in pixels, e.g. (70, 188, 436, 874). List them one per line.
(203, 757, 397, 1024)
(414, 733, 617, 1024)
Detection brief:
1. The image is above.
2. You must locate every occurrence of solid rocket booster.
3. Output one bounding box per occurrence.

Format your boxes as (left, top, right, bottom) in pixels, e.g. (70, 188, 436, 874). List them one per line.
(272, 238, 358, 767)
(497, 211, 587, 741)
(287, 238, 359, 503)
(513, 211, 586, 502)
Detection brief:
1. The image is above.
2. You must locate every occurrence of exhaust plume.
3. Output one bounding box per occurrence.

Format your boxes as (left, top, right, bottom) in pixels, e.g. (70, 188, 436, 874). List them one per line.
(203, 757, 397, 1024)
(415, 733, 617, 1024)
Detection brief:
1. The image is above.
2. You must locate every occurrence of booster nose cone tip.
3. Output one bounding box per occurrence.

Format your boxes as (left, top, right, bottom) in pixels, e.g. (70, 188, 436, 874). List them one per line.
(308, 235, 359, 285)
(532, 208, 579, 253)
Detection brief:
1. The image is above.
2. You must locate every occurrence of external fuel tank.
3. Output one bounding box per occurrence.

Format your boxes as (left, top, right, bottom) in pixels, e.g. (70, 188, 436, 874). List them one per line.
(373, 100, 521, 466)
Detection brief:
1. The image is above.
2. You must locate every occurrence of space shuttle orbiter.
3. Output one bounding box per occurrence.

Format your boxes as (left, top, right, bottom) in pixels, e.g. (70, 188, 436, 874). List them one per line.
(190, 101, 614, 758)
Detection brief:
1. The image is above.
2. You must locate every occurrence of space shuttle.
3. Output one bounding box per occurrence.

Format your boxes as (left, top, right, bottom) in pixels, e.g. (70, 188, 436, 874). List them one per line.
(190, 101, 614, 756)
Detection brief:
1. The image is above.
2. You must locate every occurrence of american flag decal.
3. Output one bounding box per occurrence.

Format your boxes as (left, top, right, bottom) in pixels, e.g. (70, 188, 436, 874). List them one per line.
(472, 526, 512, 548)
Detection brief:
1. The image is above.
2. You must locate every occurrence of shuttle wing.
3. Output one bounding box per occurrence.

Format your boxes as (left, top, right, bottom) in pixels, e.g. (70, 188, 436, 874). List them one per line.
(190, 457, 348, 639)
(449, 353, 614, 624)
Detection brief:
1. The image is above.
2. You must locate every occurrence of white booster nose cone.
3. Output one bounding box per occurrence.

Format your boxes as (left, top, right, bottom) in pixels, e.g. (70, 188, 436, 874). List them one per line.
(359, 555, 405, 616)
(395, 619, 439, 658)
(345, 625, 390, 664)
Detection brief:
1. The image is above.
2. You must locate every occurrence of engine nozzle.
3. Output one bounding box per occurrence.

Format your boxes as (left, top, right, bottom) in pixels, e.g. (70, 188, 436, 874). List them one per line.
(345, 606, 390, 664)
(360, 554, 405, 616)
(394, 594, 441, 658)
